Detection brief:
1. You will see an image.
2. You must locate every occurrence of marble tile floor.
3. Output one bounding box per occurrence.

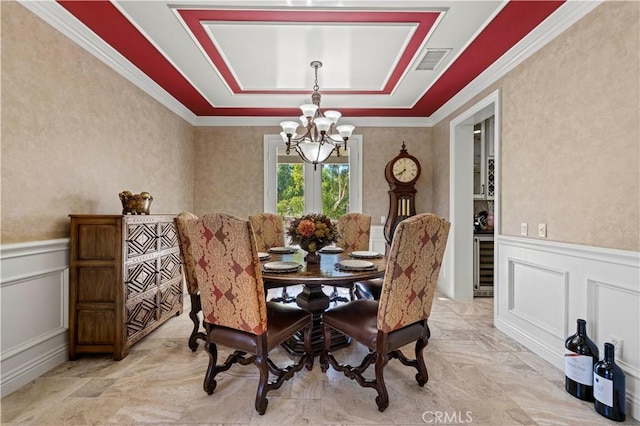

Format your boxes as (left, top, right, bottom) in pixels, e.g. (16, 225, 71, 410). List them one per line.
(2, 288, 636, 425)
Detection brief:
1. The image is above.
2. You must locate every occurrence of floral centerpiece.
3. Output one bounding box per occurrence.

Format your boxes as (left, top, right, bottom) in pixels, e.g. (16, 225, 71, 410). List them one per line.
(287, 213, 339, 263)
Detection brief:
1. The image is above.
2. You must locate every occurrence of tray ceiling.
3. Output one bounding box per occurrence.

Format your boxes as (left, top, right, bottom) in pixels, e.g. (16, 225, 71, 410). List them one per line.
(24, 1, 579, 125)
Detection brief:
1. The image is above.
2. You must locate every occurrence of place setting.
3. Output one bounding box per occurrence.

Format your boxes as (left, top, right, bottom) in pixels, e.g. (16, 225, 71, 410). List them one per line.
(258, 252, 270, 261)
(261, 261, 303, 274)
(335, 259, 377, 272)
(268, 246, 298, 254)
(319, 246, 344, 254)
(349, 250, 383, 259)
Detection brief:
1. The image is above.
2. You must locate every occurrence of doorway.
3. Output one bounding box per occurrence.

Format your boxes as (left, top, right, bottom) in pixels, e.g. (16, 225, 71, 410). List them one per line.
(443, 90, 500, 302)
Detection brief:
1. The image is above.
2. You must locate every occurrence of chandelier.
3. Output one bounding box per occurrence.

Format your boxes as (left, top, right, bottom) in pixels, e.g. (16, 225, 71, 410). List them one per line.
(280, 61, 355, 170)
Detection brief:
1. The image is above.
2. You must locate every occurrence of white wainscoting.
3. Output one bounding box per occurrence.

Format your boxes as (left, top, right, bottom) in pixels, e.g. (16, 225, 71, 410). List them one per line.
(0, 239, 70, 397)
(496, 236, 640, 420)
(370, 225, 387, 255)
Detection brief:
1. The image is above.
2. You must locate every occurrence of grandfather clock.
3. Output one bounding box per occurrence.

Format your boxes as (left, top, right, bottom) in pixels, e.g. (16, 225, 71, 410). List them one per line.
(383, 142, 421, 245)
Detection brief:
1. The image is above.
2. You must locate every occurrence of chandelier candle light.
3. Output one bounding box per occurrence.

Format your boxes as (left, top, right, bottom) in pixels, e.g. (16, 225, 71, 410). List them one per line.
(280, 61, 355, 169)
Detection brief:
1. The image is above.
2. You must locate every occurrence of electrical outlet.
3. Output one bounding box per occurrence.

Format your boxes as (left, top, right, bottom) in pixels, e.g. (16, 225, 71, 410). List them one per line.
(381, 216, 386, 224)
(520, 223, 528, 236)
(538, 223, 547, 238)
(610, 335, 623, 357)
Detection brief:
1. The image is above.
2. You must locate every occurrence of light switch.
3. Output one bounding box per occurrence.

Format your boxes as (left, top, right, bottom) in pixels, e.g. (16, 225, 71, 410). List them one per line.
(520, 223, 528, 236)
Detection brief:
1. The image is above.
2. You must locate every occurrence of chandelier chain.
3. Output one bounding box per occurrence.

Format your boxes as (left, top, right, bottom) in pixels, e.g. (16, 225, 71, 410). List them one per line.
(313, 63, 320, 92)
(279, 60, 354, 169)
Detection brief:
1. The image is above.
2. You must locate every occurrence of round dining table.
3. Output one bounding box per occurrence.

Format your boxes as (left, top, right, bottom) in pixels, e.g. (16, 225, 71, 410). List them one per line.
(260, 248, 386, 355)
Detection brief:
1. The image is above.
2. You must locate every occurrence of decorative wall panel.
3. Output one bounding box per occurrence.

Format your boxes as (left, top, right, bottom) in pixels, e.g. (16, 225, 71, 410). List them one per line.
(496, 236, 640, 420)
(0, 239, 70, 397)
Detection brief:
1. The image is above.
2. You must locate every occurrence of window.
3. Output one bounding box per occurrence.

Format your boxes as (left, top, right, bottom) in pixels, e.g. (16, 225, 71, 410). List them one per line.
(264, 135, 362, 220)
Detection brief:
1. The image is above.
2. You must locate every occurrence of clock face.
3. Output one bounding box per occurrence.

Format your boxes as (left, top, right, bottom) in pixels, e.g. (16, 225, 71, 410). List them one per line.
(392, 157, 419, 183)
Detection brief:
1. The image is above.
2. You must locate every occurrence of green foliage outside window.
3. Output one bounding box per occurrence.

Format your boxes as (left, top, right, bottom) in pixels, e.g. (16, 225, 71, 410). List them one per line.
(321, 164, 349, 219)
(277, 164, 304, 217)
(277, 163, 350, 220)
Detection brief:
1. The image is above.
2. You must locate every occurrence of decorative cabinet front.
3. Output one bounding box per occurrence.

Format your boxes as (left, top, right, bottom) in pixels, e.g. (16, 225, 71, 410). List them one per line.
(69, 214, 183, 360)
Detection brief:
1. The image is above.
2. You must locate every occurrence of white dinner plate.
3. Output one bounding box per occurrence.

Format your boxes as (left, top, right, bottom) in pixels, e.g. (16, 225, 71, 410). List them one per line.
(268, 246, 297, 254)
(262, 261, 302, 272)
(338, 259, 375, 271)
(258, 252, 270, 261)
(350, 251, 382, 259)
(320, 246, 344, 253)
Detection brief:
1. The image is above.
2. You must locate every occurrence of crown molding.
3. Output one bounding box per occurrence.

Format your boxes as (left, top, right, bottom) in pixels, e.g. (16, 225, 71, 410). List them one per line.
(18, 0, 198, 125)
(194, 115, 433, 127)
(19, 0, 602, 128)
(430, 0, 603, 125)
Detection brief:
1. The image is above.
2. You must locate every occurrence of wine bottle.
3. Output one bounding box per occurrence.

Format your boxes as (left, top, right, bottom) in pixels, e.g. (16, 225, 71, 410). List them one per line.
(564, 319, 599, 401)
(594, 342, 626, 422)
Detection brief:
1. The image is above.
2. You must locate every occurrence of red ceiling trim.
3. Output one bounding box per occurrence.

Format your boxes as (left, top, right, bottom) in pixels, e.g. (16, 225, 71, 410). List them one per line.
(413, 0, 565, 116)
(178, 9, 440, 95)
(57, 0, 215, 115)
(57, 1, 564, 118)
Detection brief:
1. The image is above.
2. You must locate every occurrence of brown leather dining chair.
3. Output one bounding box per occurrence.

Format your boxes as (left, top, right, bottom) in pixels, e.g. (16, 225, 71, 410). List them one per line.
(320, 213, 450, 412)
(174, 212, 206, 351)
(353, 277, 383, 300)
(249, 212, 295, 303)
(331, 212, 372, 302)
(187, 213, 313, 415)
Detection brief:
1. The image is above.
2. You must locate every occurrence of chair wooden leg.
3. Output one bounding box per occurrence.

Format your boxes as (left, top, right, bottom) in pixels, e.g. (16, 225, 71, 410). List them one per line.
(329, 286, 350, 303)
(251, 331, 311, 415)
(203, 325, 252, 396)
(203, 340, 218, 395)
(281, 287, 296, 303)
(254, 355, 269, 415)
(322, 324, 391, 410)
(269, 286, 296, 303)
(414, 336, 429, 386)
(188, 294, 206, 351)
(373, 352, 390, 412)
(389, 325, 430, 387)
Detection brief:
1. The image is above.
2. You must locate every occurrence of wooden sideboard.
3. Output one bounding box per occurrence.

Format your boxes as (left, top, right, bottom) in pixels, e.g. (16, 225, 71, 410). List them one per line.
(68, 214, 183, 360)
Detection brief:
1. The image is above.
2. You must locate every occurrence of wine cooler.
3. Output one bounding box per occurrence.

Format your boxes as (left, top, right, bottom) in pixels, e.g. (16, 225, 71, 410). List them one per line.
(473, 235, 494, 297)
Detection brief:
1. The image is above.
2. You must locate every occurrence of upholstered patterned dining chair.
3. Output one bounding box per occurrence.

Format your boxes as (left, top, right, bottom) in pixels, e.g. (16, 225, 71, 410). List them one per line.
(331, 212, 372, 302)
(187, 213, 313, 415)
(248, 212, 295, 303)
(174, 212, 206, 351)
(320, 213, 450, 412)
(336, 212, 371, 253)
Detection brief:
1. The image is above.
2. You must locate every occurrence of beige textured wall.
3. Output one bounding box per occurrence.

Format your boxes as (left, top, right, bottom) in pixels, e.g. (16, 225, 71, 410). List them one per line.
(193, 127, 275, 218)
(501, 1, 639, 251)
(193, 126, 433, 224)
(4, 1, 637, 252)
(1, 2, 195, 243)
(432, 1, 639, 251)
(431, 119, 451, 220)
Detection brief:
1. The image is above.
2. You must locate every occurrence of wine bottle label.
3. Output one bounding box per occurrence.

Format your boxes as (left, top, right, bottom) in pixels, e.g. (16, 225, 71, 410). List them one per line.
(564, 349, 594, 385)
(594, 374, 613, 407)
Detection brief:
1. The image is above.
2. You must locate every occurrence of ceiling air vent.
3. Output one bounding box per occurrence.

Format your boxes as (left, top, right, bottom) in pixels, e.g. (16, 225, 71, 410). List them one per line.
(415, 48, 451, 71)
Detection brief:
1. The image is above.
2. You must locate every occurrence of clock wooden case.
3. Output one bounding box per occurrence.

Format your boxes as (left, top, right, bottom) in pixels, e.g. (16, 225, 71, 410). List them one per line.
(383, 142, 421, 244)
